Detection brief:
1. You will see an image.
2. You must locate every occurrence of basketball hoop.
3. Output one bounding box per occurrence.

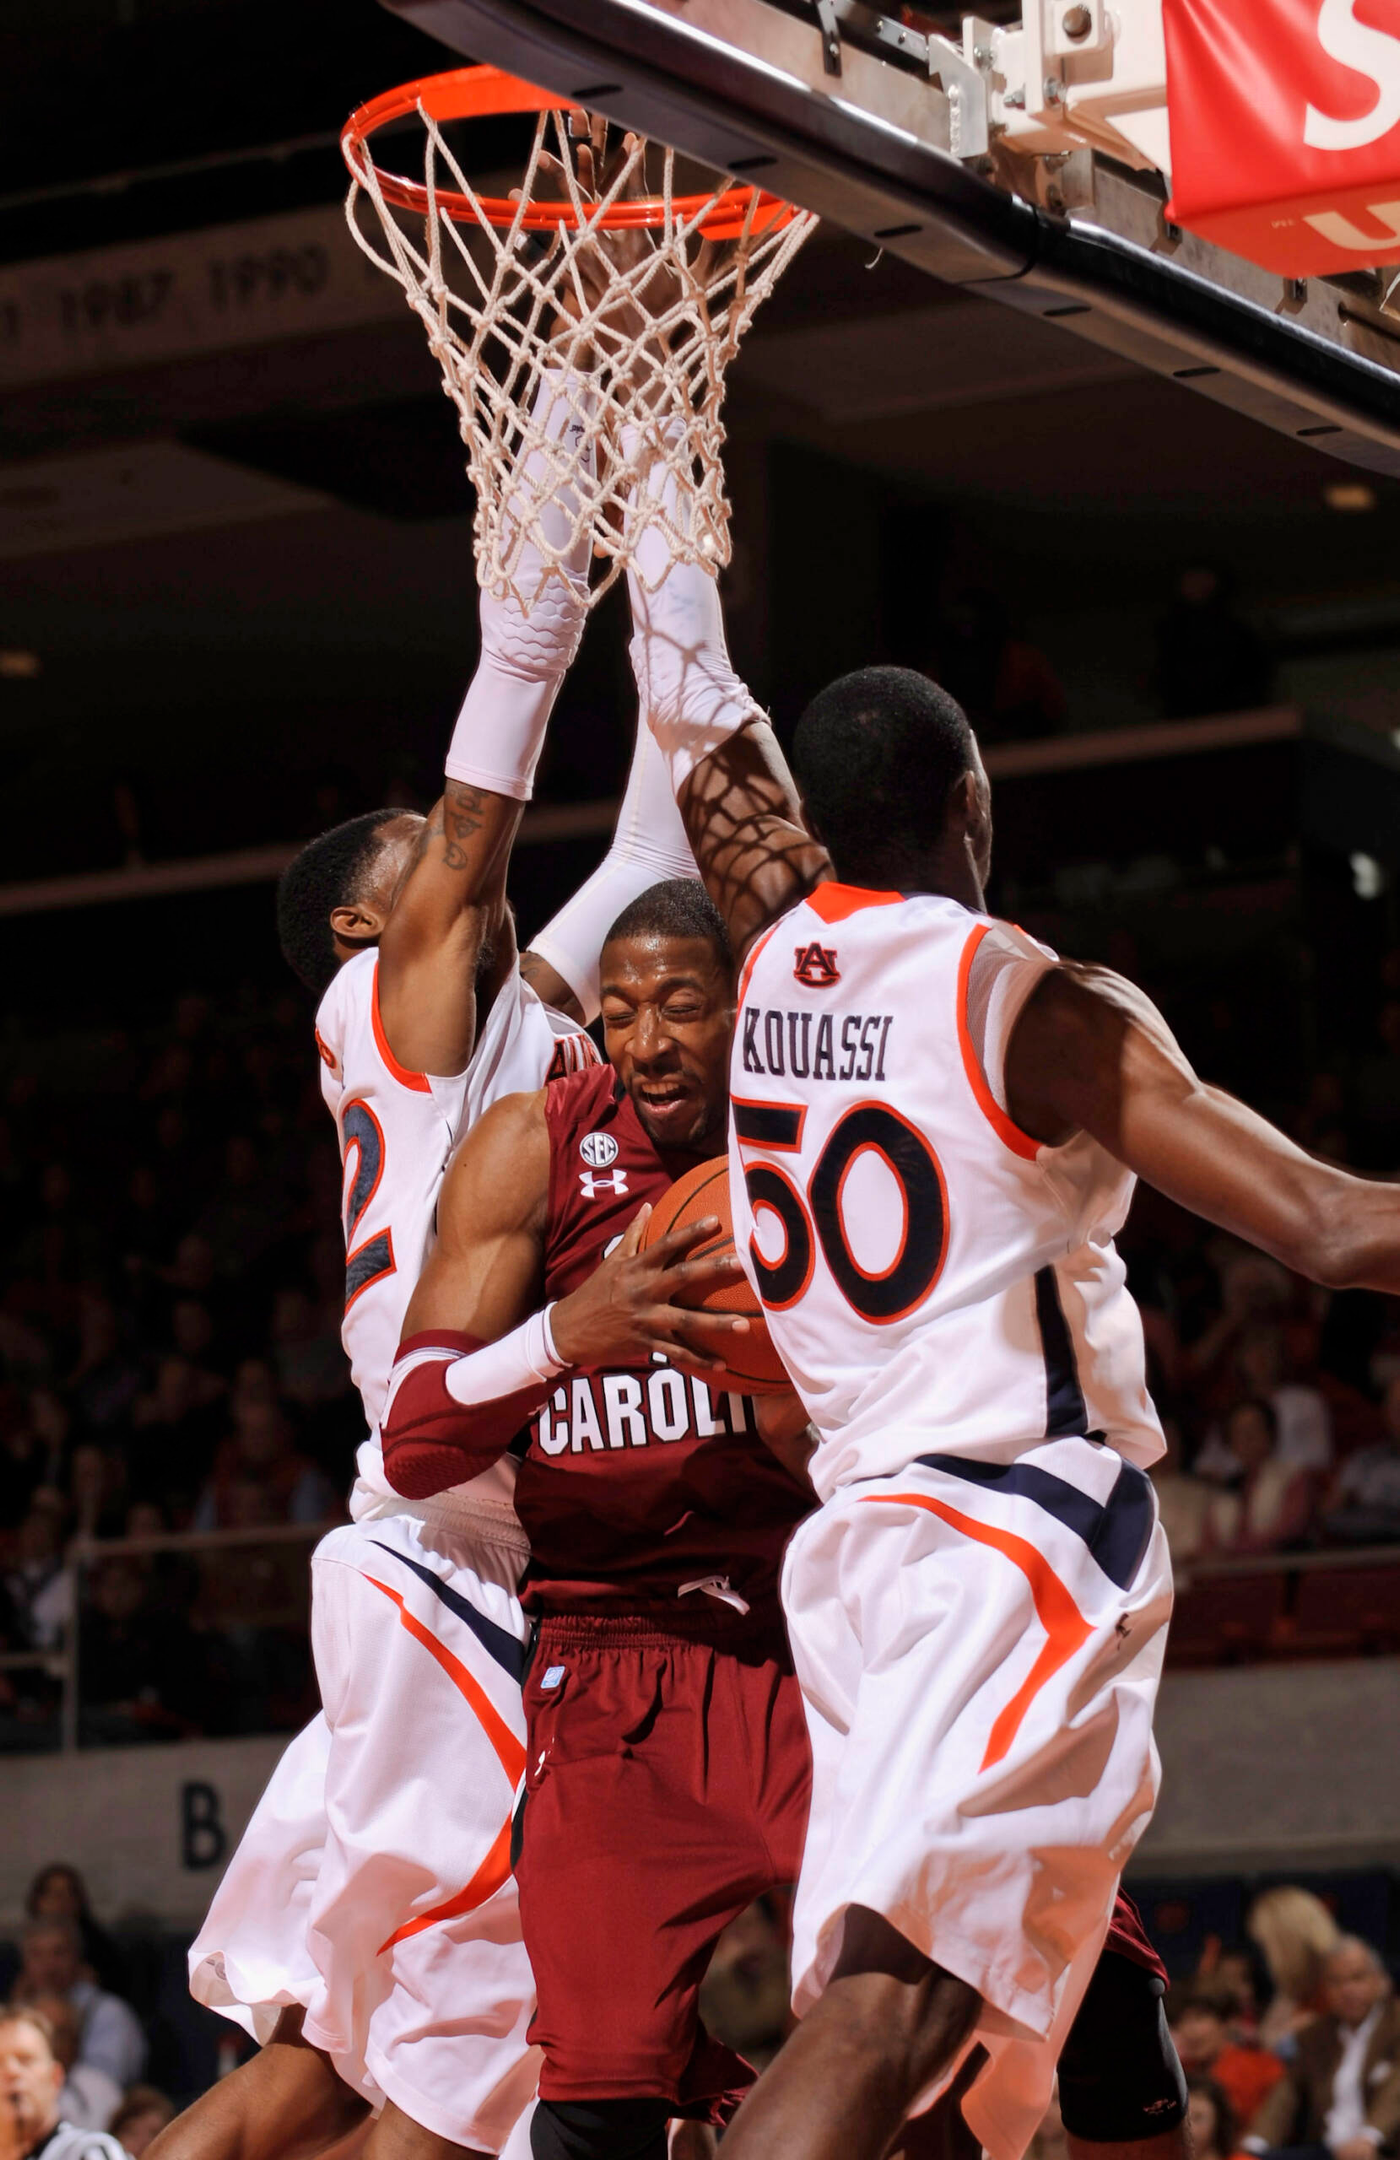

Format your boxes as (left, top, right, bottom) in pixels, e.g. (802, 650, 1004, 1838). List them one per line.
(342, 66, 816, 610)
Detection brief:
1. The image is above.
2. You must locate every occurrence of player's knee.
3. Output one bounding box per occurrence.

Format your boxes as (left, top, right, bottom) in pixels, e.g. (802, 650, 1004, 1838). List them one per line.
(1057, 1953, 1187, 2147)
(529, 2097, 670, 2160)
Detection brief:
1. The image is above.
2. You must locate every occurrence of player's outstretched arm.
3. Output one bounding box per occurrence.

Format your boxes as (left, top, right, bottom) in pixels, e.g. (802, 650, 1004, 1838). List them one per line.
(1007, 963, 1400, 1293)
(377, 783, 525, 1075)
(675, 723, 830, 962)
(382, 1095, 756, 1497)
(377, 372, 594, 1073)
(625, 513, 829, 956)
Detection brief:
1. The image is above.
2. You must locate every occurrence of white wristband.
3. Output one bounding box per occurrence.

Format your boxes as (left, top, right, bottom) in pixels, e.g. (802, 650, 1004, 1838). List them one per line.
(441, 1304, 566, 1409)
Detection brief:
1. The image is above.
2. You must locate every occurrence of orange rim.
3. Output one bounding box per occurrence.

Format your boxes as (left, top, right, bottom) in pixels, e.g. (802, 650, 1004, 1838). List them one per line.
(341, 63, 803, 239)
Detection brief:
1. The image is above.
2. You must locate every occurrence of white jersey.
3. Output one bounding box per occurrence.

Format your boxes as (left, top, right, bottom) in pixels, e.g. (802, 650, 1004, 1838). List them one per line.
(314, 948, 595, 1526)
(729, 884, 1163, 1500)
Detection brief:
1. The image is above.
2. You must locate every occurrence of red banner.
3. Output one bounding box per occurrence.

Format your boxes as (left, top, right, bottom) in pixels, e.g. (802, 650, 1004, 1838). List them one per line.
(1164, 0, 1400, 275)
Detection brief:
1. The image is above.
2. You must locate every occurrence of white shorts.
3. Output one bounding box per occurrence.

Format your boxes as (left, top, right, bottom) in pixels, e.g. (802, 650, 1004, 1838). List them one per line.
(783, 1437, 1172, 2160)
(190, 1511, 540, 2153)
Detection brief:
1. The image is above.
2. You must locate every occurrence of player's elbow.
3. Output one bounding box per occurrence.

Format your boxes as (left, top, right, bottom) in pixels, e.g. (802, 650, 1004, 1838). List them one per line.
(381, 1435, 454, 1499)
(379, 1353, 488, 1495)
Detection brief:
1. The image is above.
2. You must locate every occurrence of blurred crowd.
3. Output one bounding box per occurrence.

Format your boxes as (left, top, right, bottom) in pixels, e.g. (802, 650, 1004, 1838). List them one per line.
(1031, 1889, 1400, 2160)
(0, 989, 355, 1750)
(0, 1863, 229, 2158)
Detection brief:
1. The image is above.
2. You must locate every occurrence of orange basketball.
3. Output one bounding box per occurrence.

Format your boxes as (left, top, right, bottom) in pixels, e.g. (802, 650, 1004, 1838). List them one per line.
(640, 1155, 791, 1395)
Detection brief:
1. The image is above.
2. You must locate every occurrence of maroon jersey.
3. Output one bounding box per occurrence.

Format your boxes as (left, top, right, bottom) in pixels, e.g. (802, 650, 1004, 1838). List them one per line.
(513, 1062, 811, 1619)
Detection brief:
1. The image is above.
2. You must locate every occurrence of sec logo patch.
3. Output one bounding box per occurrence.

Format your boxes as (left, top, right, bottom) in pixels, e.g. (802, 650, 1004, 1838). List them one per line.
(580, 1131, 619, 1169)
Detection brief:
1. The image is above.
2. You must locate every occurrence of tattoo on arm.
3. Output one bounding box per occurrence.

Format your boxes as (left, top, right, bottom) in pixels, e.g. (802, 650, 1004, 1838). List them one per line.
(441, 781, 486, 871)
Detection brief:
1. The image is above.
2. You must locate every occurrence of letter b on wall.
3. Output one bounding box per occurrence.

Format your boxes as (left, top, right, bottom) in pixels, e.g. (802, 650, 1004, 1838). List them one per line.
(182, 1781, 227, 1870)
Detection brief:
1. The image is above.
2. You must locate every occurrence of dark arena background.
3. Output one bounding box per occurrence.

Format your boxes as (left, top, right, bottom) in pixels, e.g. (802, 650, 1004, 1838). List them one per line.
(6, 2, 1400, 2154)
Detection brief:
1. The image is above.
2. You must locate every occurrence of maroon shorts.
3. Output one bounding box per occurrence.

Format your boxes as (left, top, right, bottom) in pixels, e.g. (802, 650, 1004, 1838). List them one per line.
(515, 1606, 810, 2112)
(1106, 1887, 1168, 1984)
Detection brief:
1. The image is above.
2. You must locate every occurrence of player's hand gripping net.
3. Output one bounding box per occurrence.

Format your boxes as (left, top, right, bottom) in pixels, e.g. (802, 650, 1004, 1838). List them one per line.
(342, 69, 815, 613)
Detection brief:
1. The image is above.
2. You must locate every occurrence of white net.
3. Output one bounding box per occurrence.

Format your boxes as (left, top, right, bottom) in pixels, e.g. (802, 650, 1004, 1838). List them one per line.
(344, 101, 816, 611)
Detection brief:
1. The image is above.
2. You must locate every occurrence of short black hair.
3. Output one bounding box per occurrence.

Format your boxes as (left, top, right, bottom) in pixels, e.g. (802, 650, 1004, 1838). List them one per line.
(602, 878, 733, 972)
(277, 809, 404, 996)
(792, 665, 974, 883)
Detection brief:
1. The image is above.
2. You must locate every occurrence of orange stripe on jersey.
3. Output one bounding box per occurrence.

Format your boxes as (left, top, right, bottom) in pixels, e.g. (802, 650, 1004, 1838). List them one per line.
(956, 924, 1042, 1162)
(361, 1575, 525, 1785)
(371, 962, 432, 1094)
(804, 881, 904, 925)
(377, 1816, 514, 1954)
(861, 1491, 1091, 1769)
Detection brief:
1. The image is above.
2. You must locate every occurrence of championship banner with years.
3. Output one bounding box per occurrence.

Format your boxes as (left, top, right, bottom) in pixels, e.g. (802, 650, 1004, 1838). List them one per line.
(1164, 0, 1400, 275)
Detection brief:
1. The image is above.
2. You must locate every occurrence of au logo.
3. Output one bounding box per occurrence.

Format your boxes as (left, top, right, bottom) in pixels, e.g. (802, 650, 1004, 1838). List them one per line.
(580, 1131, 619, 1169)
(793, 940, 840, 988)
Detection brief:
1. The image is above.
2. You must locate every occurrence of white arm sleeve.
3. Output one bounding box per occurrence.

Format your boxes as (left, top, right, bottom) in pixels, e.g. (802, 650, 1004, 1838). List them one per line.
(623, 430, 763, 795)
(526, 717, 700, 1023)
(445, 372, 594, 802)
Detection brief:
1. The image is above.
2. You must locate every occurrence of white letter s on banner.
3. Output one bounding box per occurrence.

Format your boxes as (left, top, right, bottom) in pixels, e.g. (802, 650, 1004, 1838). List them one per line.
(1304, 0, 1400, 152)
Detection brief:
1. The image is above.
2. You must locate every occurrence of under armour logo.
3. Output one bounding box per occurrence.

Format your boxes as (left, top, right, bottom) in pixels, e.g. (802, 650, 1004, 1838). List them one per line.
(579, 1167, 630, 1200)
(793, 940, 840, 988)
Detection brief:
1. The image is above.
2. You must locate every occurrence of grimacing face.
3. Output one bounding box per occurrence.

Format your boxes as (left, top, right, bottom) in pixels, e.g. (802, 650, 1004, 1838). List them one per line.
(0, 2020, 63, 2145)
(600, 933, 735, 1154)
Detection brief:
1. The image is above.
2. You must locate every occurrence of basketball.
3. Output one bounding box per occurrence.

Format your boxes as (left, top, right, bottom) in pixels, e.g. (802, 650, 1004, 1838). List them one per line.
(640, 1156, 791, 1395)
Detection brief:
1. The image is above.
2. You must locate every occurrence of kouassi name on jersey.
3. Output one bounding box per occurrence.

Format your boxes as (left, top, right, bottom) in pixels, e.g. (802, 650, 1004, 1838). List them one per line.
(729, 885, 1164, 1499)
(740, 1004, 894, 1087)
